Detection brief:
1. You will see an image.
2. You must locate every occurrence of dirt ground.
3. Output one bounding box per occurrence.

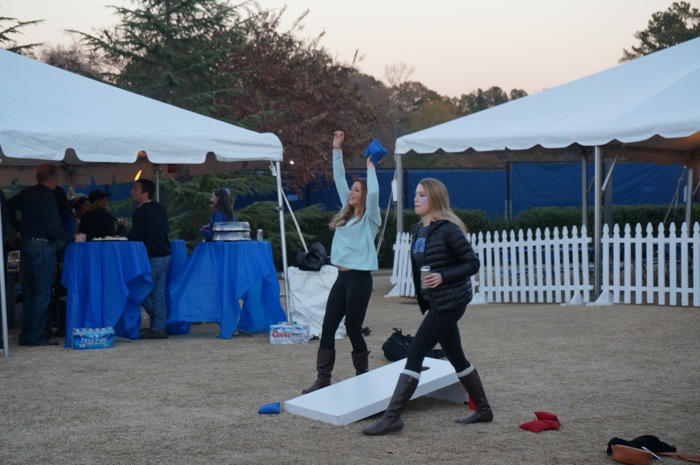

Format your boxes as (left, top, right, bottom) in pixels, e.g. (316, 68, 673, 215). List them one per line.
(1, 273, 698, 465)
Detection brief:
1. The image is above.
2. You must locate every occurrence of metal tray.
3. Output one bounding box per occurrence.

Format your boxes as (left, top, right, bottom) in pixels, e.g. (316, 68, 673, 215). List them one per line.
(213, 221, 250, 232)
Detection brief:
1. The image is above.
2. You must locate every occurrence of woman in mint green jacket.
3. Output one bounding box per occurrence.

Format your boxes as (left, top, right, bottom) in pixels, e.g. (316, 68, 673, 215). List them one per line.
(302, 130, 381, 395)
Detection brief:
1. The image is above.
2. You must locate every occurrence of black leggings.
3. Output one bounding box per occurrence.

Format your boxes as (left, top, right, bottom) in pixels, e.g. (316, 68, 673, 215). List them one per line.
(404, 307, 471, 375)
(320, 270, 372, 353)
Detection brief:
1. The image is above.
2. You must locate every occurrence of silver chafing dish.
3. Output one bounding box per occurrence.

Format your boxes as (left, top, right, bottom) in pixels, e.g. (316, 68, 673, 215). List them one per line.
(213, 221, 251, 241)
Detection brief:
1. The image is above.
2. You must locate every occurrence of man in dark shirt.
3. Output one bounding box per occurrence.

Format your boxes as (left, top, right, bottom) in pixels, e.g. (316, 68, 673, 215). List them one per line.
(1, 189, 6, 350)
(0, 188, 7, 244)
(127, 179, 171, 339)
(78, 189, 126, 240)
(8, 164, 86, 346)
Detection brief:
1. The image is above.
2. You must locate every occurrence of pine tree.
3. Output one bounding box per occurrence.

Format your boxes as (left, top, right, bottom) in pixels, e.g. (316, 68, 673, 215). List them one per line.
(621, 1, 700, 61)
(0, 14, 43, 54)
(72, 0, 245, 118)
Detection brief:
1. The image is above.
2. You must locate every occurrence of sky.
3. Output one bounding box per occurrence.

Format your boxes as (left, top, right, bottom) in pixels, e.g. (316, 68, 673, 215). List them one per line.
(1, 0, 685, 97)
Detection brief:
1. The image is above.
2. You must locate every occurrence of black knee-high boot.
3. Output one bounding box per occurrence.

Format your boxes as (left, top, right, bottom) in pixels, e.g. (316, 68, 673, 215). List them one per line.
(351, 350, 370, 375)
(302, 349, 335, 395)
(362, 373, 419, 435)
(455, 369, 493, 424)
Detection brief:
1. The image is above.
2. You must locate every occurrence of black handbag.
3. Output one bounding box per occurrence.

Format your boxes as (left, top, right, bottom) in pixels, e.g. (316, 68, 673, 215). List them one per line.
(382, 327, 446, 362)
(295, 242, 330, 271)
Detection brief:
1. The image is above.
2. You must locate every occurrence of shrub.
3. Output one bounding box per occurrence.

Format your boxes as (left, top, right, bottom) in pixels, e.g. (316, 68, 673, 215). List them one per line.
(241, 202, 700, 269)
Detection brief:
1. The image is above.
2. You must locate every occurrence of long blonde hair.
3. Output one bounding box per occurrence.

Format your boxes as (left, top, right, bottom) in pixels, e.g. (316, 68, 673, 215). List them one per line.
(419, 178, 467, 233)
(330, 177, 368, 230)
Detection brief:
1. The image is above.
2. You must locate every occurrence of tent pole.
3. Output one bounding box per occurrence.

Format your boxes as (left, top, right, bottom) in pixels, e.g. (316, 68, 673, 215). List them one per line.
(155, 166, 162, 202)
(1, 222, 8, 358)
(685, 167, 693, 226)
(395, 153, 403, 234)
(275, 161, 291, 323)
(593, 146, 603, 299)
(581, 151, 588, 231)
(506, 161, 512, 219)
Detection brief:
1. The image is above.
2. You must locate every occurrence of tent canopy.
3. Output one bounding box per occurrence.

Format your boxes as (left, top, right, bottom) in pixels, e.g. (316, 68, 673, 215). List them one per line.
(0, 49, 283, 184)
(393, 37, 700, 302)
(0, 49, 292, 358)
(395, 37, 700, 161)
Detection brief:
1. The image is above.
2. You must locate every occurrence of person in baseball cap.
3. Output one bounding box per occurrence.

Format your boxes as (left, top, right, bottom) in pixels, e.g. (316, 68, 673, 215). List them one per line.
(71, 196, 90, 218)
(87, 189, 112, 203)
(78, 190, 125, 240)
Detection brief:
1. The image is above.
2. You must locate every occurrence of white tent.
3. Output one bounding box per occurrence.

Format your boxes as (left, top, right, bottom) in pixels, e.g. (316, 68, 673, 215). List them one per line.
(394, 37, 700, 299)
(0, 49, 291, 357)
(0, 48, 283, 183)
(396, 37, 700, 156)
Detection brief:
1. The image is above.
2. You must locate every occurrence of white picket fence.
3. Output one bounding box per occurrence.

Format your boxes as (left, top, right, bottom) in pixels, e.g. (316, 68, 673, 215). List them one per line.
(387, 222, 700, 307)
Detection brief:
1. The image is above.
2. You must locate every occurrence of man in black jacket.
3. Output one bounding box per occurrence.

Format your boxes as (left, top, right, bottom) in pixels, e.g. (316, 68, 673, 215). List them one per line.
(126, 179, 171, 339)
(8, 164, 86, 346)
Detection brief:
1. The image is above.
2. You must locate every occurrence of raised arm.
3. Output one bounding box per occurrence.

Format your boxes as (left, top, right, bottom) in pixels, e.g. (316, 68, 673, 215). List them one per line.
(332, 131, 349, 207)
(365, 157, 380, 224)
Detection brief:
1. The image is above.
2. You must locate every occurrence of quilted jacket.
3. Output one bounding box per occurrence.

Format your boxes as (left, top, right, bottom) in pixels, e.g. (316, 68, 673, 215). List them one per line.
(410, 219, 480, 314)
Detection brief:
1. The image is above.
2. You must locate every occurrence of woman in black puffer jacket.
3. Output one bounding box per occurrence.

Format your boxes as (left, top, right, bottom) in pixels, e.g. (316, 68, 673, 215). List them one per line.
(363, 178, 492, 436)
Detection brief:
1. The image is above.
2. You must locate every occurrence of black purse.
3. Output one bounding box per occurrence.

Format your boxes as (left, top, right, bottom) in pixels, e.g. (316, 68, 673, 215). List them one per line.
(295, 242, 330, 271)
(381, 327, 446, 361)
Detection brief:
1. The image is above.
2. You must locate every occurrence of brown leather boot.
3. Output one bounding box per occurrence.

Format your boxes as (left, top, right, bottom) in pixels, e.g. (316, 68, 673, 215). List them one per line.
(362, 373, 419, 435)
(301, 348, 335, 395)
(455, 369, 493, 424)
(351, 350, 370, 375)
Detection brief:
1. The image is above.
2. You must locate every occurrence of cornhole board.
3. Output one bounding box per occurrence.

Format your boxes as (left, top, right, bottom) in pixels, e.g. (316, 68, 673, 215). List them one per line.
(284, 357, 467, 426)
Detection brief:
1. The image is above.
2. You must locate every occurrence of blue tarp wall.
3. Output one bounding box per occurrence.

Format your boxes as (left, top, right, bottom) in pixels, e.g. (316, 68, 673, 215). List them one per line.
(69, 162, 689, 217)
(510, 162, 687, 215)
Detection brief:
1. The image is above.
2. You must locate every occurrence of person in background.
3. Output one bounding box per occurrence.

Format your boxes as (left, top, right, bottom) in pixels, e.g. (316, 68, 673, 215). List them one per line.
(46, 186, 75, 338)
(362, 178, 487, 435)
(71, 196, 90, 228)
(0, 188, 6, 350)
(53, 187, 76, 237)
(78, 190, 126, 240)
(0, 188, 7, 244)
(7, 164, 86, 347)
(302, 130, 381, 394)
(1, 188, 7, 257)
(199, 188, 235, 241)
(127, 179, 171, 339)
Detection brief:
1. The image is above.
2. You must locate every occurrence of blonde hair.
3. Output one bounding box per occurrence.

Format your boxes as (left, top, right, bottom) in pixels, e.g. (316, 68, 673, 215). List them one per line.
(418, 178, 467, 233)
(330, 177, 368, 230)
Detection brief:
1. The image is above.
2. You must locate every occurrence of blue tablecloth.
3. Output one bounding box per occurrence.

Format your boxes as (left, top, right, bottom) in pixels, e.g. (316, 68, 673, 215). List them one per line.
(166, 241, 285, 338)
(166, 239, 188, 333)
(61, 241, 153, 347)
(169, 240, 188, 279)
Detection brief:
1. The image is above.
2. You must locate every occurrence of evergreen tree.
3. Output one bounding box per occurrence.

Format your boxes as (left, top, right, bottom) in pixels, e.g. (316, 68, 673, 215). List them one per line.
(621, 1, 700, 61)
(0, 14, 43, 54)
(71, 0, 246, 118)
(159, 170, 277, 247)
(456, 86, 527, 116)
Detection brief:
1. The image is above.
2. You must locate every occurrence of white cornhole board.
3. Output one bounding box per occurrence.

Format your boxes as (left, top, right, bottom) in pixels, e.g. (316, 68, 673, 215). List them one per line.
(284, 357, 467, 426)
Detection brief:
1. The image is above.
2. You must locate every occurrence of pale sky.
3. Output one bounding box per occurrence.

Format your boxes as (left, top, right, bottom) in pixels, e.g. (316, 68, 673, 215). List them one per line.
(1, 0, 685, 97)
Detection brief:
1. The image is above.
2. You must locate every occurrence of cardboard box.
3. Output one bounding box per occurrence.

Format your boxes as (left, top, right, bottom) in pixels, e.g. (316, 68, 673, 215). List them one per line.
(269, 324, 310, 345)
(72, 327, 115, 350)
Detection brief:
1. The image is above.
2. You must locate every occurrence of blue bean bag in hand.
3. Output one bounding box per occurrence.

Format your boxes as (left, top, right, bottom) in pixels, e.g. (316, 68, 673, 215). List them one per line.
(363, 138, 388, 165)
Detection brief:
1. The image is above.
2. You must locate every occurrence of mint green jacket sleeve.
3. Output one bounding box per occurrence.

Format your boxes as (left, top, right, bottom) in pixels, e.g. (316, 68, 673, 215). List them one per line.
(365, 162, 381, 228)
(329, 148, 382, 271)
(333, 148, 349, 207)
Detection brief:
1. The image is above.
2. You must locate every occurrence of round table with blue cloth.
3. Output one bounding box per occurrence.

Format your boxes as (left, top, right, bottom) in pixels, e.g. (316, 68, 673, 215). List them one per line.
(61, 241, 153, 347)
(166, 241, 285, 338)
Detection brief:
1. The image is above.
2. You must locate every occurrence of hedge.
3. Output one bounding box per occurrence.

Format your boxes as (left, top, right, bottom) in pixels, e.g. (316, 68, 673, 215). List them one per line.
(238, 202, 699, 270)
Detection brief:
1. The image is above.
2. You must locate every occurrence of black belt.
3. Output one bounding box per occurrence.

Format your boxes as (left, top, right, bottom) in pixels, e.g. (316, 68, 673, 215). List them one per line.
(23, 237, 52, 243)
